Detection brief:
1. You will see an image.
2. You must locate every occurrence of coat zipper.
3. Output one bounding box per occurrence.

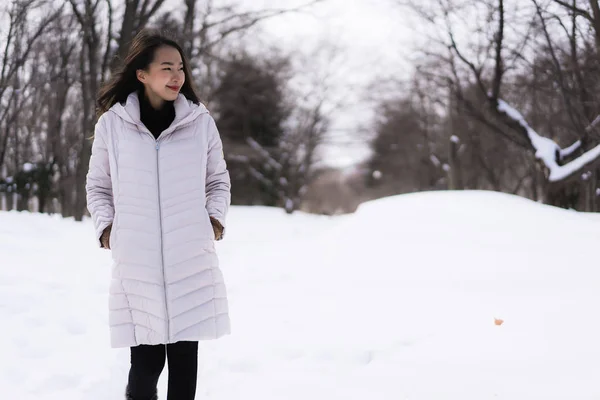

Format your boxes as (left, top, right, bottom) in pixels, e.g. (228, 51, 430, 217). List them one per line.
(136, 120, 196, 342)
(155, 139, 170, 342)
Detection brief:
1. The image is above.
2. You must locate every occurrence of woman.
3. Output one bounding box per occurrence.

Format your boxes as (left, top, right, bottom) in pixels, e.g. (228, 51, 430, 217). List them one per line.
(86, 29, 231, 400)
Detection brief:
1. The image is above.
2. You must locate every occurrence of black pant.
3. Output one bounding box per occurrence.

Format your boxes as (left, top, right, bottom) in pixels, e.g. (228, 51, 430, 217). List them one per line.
(127, 341, 198, 400)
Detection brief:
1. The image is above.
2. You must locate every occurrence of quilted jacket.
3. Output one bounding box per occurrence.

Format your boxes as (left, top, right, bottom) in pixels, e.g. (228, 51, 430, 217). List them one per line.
(85, 91, 231, 348)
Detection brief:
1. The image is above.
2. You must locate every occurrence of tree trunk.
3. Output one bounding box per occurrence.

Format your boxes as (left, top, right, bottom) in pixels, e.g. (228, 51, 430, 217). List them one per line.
(6, 192, 14, 211)
(60, 178, 75, 218)
(448, 136, 463, 190)
(74, 23, 99, 221)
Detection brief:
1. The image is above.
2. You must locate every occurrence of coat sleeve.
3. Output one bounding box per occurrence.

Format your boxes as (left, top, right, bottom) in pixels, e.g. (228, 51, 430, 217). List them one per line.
(86, 115, 115, 248)
(205, 115, 231, 239)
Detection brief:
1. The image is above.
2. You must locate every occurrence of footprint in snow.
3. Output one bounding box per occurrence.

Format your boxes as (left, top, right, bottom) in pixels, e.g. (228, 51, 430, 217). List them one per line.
(357, 350, 375, 365)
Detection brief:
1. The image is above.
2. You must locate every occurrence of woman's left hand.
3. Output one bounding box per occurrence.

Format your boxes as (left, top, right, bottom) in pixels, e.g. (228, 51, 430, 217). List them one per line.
(210, 216, 224, 241)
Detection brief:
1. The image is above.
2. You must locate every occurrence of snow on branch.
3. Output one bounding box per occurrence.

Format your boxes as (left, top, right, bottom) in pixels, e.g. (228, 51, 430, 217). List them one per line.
(559, 140, 581, 159)
(247, 137, 282, 171)
(497, 99, 600, 182)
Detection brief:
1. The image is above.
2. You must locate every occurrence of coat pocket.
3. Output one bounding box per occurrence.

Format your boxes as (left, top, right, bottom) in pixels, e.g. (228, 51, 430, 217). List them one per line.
(203, 208, 216, 241)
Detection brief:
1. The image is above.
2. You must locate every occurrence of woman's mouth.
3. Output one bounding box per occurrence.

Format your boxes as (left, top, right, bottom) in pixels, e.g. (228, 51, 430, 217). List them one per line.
(167, 85, 180, 92)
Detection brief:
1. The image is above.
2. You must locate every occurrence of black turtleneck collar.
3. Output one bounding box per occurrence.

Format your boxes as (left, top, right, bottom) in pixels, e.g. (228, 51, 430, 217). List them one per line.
(138, 90, 176, 139)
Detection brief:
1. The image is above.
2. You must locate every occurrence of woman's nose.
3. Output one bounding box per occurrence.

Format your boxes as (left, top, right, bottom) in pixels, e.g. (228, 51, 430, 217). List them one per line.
(172, 70, 184, 81)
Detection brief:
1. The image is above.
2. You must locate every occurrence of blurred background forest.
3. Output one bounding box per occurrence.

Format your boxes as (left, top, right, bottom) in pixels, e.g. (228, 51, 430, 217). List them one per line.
(3, 0, 600, 219)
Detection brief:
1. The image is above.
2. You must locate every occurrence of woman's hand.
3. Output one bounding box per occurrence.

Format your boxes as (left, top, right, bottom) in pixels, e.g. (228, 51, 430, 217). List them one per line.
(100, 224, 112, 249)
(210, 217, 224, 241)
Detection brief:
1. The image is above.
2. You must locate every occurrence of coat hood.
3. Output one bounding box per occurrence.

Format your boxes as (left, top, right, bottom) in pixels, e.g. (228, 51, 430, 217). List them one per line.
(109, 91, 209, 134)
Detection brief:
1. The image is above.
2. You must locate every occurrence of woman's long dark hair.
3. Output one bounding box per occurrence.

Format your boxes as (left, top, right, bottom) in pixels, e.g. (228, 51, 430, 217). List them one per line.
(96, 29, 199, 117)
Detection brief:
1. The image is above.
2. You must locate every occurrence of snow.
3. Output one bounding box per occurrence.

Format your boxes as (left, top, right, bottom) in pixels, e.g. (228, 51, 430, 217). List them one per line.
(3, 190, 600, 399)
(560, 140, 581, 158)
(553, 144, 600, 181)
(22, 163, 35, 173)
(497, 99, 600, 181)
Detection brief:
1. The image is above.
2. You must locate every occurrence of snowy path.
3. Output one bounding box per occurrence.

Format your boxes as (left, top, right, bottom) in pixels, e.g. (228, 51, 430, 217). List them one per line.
(2, 191, 600, 399)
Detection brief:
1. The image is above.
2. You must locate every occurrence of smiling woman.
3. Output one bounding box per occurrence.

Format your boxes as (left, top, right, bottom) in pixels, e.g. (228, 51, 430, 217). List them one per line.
(136, 46, 185, 109)
(87, 29, 231, 400)
(96, 30, 199, 116)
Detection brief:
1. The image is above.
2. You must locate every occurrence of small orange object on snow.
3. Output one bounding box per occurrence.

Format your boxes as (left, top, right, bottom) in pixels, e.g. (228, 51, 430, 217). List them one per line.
(494, 318, 504, 326)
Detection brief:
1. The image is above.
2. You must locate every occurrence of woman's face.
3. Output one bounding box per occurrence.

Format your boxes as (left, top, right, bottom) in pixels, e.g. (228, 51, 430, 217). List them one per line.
(137, 45, 185, 106)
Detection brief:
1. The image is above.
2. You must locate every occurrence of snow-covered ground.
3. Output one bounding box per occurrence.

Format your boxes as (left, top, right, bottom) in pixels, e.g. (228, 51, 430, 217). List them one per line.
(2, 190, 600, 399)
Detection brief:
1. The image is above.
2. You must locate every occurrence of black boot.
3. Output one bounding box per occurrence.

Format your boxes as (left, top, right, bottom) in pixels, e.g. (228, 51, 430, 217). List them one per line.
(125, 385, 157, 400)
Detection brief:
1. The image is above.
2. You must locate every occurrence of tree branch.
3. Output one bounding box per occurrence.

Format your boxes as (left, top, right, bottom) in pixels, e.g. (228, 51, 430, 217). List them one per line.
(444, 15, 488, 97)
(138, 0, 166, 27)
(496, 99, 600, 182)
(101, 0, 114, 79)
(532, 0, 583, 132)
(551, 0, 594, 20)
(68, 0, 85, 26)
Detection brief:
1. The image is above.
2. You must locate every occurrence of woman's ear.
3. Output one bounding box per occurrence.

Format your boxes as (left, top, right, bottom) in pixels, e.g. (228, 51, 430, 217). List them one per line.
(136, 69, 146, 83)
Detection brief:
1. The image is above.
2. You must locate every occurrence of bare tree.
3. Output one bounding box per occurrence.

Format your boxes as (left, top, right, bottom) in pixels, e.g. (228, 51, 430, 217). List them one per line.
(551, 0, 600, 56)
(232, 42, 339, 213)
(0, 0, 63, 211)
(68, 0, 106, 220)
(108, 0, 167, 72)
(0, 0, 62, 171)
(246, 99, 329, 213)
(41, 14, 78, 214)
(400, 0, 600, 209)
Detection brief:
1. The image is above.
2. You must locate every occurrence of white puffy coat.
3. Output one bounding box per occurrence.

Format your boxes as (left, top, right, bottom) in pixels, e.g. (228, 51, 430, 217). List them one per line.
(86, 92, 231, 348)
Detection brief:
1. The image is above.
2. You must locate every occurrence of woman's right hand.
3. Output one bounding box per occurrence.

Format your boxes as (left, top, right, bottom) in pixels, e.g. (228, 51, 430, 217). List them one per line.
(100, 224, 112, 249)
